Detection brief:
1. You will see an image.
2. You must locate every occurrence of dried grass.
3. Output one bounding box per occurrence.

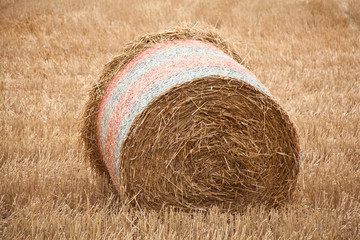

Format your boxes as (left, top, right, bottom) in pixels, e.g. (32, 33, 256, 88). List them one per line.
(1, 0, 359, 238)
(81, 28, 300, 211)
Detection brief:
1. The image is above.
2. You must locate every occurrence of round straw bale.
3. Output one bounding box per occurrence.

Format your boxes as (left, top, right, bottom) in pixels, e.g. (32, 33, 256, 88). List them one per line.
(81, 27, 300, 211)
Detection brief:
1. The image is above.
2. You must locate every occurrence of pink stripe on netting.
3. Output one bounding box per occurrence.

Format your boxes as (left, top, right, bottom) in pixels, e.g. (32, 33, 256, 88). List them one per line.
(104, 55, 251, 165)
(95, 142, 121, 193)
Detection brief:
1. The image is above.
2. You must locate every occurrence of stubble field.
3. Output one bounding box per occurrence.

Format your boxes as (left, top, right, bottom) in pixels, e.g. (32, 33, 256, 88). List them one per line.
(1, 0, 359, 239)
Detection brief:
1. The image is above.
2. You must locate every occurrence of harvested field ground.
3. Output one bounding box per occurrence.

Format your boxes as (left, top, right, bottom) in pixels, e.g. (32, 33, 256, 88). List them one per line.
(1, 0, 359, 239)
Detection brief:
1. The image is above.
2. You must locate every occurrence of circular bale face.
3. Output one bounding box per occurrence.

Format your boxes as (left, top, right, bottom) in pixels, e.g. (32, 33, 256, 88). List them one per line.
(81, 28, 300, 211)
(121, 76, 299, 210)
